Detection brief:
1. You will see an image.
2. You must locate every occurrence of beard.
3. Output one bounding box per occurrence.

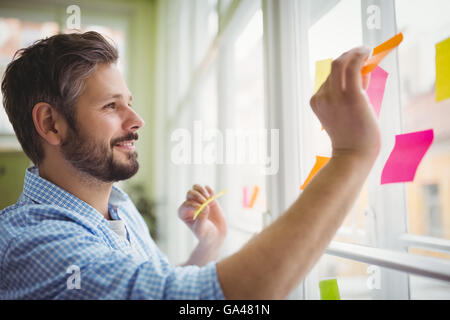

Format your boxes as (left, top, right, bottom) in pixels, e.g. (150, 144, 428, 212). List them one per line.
(60, 125, 139, 183)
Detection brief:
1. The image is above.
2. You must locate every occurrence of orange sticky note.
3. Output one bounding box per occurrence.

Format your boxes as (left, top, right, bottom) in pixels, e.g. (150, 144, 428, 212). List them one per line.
(248, 186, 259, 209)
(301, 156, 330, 190)
(362, 32, 403, 75)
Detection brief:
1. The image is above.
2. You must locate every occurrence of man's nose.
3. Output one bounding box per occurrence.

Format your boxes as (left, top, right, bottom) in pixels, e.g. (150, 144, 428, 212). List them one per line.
(124, 107, 145, 132)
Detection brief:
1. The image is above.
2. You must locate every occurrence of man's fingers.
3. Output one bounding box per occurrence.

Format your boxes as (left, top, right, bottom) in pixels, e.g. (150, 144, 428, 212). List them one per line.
(345, 47, 371, 93)
(311, 76, 332, 117)
(205, 185, 214, 198)
(184, 200, 200, 209)
(362, 73, 371, 91)
(193, 184, 209, 199)
(330, 51, 350, 92)
(186, 189, 207, 204)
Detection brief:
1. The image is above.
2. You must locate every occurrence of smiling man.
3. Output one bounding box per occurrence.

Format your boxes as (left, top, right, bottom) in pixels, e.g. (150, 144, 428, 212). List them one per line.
(0, 32, 226, 299)
(0, 31, 380, 300)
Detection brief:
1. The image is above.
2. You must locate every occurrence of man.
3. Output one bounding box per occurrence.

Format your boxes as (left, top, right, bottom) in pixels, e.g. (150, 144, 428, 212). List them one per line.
(0, 31, 379, 299)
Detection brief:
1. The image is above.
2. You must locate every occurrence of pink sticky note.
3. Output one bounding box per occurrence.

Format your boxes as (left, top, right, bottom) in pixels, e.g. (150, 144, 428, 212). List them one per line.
(381, 129, 434, 184)
(366, 66, 389, 118)
(243, 186, 248, 208)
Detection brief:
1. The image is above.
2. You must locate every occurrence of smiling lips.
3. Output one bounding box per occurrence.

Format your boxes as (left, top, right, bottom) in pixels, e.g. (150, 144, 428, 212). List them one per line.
(114, 140, 135, 151)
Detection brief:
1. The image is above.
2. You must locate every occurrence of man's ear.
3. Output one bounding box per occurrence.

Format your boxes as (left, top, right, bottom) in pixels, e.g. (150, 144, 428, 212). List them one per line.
(32, 102, 66, 146)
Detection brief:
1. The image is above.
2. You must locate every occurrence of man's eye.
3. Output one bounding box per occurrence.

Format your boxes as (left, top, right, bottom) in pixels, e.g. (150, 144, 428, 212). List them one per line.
(104, 103, 115, 109)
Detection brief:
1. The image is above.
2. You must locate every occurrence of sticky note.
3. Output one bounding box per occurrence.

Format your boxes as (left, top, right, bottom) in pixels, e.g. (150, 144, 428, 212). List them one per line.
(436, 37, 450, 102)
(301, 156, 330, 190)
(362, 32, 403, 75)
(315, 58, 333, 93)
(381, 129, 434, 184)
(193, 188, 227, 220)
(373, 32, 404, 56)
(248, 186, 259, 209)
(243, 186, 248, 208)
(319, 279, 341, 300)
(366, 66, 389, 118)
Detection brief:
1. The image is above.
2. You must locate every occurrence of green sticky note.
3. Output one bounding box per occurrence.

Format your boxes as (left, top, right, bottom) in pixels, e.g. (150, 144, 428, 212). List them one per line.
(319, 278, 341, 300)
(314, 58, 333, 93)
(436, 37, 450, 102)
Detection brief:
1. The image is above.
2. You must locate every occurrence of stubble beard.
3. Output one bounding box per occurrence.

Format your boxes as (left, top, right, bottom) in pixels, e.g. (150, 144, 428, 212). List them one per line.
(60, 125, 139, 183)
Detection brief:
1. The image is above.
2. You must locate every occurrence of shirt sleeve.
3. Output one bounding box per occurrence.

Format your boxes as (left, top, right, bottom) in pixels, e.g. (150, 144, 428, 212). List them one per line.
(1, 220, 225, 300)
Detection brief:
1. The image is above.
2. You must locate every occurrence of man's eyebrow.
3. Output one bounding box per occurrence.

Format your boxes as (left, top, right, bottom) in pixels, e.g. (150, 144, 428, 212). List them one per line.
(100, 93, 133, 102)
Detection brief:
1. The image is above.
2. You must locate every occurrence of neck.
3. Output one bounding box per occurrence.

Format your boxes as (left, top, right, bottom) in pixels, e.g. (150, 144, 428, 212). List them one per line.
(38, 158, 113, 220)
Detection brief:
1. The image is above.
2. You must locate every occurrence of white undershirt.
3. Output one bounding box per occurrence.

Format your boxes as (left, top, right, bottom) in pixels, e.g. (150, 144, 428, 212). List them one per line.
(108, 219, 129, 243)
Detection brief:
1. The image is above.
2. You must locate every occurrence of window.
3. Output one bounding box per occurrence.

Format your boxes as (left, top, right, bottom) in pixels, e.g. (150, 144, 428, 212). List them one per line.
(314, 254, 379, 300)
(155, 0, 226, 262)
(228, 8, 266, 236)
(301, 0, 450, 299)
(422, 184, 443, 238)
(307, 0, 371, 247)
(156, 0, 450, 299)
(313, 253, 450, 300)
(410, 274, 450, 300)
(395, 0, 450, 247)
(0, 16, 59, 135)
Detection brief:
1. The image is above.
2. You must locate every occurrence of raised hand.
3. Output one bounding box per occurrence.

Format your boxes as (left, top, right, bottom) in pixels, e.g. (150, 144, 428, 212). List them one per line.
(310, 47, 381, 161)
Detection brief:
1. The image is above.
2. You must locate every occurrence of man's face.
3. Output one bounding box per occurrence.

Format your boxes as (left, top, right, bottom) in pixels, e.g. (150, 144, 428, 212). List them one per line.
(60, 63, 145, 182)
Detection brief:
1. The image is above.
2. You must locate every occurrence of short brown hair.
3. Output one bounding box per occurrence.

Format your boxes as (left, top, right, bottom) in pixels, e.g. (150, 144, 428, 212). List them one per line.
(1, 31, 118, 165)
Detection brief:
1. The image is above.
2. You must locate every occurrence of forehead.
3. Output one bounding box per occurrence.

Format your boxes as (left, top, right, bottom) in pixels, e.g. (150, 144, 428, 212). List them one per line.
(77, 63, 131, 106)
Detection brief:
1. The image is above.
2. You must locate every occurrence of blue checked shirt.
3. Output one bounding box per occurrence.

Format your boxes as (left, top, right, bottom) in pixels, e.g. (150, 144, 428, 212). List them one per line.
(0, 166, 225, 300)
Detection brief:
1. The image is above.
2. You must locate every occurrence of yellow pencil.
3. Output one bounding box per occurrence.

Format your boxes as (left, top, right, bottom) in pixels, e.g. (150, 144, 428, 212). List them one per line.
(193, 188, 227, 220)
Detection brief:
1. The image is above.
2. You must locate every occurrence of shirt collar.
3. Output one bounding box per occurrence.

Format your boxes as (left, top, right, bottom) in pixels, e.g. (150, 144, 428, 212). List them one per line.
(23, 166, 126, 227)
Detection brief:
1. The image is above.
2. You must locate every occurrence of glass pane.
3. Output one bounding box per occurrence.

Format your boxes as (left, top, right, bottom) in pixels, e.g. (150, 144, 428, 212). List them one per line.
(189, 62, 218, 187)
(408, 247, 450, 260)
(307, 0, 370, 246)
(228, 7, 266, 235)
(207, 0, 218, 41)
(395, 0, 450, 242)
(316, 254, 450, 299)
(314, 254, 375, 300)
(226, 226, 256, 255)
(194, 0, 218, 67)
(410, 274, 450, 299)
(0, 17, 59, 134)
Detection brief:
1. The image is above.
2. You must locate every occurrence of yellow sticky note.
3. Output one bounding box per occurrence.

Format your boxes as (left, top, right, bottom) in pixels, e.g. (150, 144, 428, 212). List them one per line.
(436, 37, 450, 102)
(301, 156, 330, 190)
(314, 59, 333, 93)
